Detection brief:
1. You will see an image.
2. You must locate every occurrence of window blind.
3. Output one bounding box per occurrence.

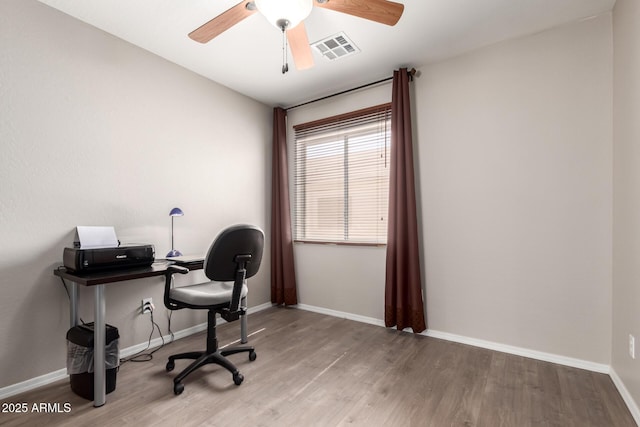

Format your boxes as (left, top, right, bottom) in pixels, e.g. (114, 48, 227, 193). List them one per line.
(293, 103, 391, 245)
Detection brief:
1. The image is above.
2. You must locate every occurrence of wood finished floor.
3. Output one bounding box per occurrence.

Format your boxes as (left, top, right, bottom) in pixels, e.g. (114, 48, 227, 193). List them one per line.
(1, 307, 636, 427)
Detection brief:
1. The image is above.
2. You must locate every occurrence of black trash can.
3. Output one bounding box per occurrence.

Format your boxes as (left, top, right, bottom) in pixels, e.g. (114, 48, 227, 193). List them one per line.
(66, 322, 119, 400)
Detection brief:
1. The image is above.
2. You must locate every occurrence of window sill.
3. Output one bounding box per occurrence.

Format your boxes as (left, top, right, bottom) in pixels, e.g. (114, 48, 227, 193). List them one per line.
(294, 240, 386, 248)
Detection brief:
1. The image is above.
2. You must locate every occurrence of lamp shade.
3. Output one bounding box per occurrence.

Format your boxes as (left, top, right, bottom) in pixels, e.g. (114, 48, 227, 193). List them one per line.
(169, 207, 184, 217)
(255, 0, 313, 29)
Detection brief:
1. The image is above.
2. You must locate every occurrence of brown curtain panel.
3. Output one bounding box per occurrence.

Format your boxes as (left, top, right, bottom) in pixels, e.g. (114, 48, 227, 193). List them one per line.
(271, 107, 298, 305)
(384, 68, 426, 332)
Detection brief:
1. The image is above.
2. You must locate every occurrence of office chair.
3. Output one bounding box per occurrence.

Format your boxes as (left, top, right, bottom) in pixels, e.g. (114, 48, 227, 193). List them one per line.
(163, 224, 264, 395)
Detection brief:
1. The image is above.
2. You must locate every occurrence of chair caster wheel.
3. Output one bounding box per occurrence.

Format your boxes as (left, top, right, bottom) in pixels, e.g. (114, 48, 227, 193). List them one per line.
(174, 382, 184, 395)
(233, 372, 244, 385)
(166, 361, 175, 372)
(249, 350, 257, 361)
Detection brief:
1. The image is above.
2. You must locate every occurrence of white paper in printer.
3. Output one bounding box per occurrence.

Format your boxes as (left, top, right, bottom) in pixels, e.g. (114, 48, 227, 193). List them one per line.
(74, 226, 119, 249)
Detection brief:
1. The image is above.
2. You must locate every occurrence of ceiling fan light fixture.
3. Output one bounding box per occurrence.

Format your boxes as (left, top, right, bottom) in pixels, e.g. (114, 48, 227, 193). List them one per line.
(254, 0, 313, 30)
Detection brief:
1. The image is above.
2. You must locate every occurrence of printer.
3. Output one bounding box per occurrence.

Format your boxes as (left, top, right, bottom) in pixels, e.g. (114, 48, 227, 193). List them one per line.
(63, 226, 155, 273)
(63, 244, 155, 273)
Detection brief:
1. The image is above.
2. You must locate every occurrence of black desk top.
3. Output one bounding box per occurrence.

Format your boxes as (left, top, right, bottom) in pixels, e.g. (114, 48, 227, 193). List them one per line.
(53, 261, 203, 286)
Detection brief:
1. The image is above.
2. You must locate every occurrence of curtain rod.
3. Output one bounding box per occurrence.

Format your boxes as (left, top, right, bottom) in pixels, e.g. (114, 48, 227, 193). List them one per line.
(285, 68, 416, 111)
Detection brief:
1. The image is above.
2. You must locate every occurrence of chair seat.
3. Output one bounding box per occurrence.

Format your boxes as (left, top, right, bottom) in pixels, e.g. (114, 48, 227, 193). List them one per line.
(169, 281, 248, 307)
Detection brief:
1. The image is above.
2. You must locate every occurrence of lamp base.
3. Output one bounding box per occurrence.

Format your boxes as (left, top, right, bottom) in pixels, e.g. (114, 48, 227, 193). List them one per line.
(166, 249, 183, 258)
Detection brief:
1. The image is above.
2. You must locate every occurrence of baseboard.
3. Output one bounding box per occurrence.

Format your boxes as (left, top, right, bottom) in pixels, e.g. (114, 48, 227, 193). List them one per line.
(0, 368, 68, 401)
(424, 329, 610, 373)
(610, 367, 640, 425)
(297, 304, 613, 374)
(0, 302, 273, 400)
(296, 303, 386, 327)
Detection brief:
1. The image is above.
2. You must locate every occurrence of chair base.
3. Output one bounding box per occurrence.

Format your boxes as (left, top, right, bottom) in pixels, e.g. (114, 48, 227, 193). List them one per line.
(166, 345, 256, 395)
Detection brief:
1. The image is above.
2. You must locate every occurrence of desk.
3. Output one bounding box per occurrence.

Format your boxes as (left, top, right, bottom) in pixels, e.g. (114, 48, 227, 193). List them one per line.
(54, 261, 249, 407)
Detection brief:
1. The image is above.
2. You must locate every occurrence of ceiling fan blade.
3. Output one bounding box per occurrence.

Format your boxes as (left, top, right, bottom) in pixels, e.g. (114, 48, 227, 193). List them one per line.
(287, 22, 314, 70)
(189, 1, 257, 43)
(314, 0, 404, 26)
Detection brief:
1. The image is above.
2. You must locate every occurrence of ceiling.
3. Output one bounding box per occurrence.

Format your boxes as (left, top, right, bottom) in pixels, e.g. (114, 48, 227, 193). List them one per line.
(38, 0, 615, 108)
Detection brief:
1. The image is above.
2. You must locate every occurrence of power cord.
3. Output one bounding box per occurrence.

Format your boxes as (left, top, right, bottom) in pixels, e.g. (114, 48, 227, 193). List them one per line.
(120, 303, 173, 364)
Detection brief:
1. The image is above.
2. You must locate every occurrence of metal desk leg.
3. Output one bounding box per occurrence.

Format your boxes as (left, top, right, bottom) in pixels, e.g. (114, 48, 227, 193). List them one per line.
(93, 285, 106, 407)
(69, 281, 79, 328)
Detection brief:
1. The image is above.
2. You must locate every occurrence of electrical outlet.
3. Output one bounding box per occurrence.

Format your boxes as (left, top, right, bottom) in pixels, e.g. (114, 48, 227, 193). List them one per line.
(141, 298, 153, 315)
(630, 334, 636, 360)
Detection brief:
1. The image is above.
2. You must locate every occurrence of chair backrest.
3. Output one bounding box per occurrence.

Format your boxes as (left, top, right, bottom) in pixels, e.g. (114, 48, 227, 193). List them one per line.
(203, 224, 264, 282)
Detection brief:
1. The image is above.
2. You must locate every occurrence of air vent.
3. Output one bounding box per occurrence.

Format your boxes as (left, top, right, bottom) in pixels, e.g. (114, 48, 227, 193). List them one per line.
(311, 32, 360, 61)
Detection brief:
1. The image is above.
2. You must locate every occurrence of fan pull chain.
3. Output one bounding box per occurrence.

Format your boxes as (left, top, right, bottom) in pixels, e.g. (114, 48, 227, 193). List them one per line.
(281, 25, 289, 74)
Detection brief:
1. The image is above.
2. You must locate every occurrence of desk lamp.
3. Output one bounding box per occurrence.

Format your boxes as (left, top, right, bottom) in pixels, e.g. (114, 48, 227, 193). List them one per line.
(166, 207, 184, 257)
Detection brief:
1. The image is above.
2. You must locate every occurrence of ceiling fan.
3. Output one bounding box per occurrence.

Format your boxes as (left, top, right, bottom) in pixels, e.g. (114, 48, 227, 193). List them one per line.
(188, 0, 404, 73)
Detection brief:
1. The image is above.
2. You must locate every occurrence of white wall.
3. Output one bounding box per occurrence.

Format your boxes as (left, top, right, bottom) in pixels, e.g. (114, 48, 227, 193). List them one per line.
(613, 0, 640, 412)
(0, 0, 271, 388)
(292, 14, 613, 366)
(416, 13, 613, 364)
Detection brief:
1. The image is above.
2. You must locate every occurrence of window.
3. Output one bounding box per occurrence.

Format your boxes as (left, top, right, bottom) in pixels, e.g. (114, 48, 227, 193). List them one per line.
(293, 104, 391, 245)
